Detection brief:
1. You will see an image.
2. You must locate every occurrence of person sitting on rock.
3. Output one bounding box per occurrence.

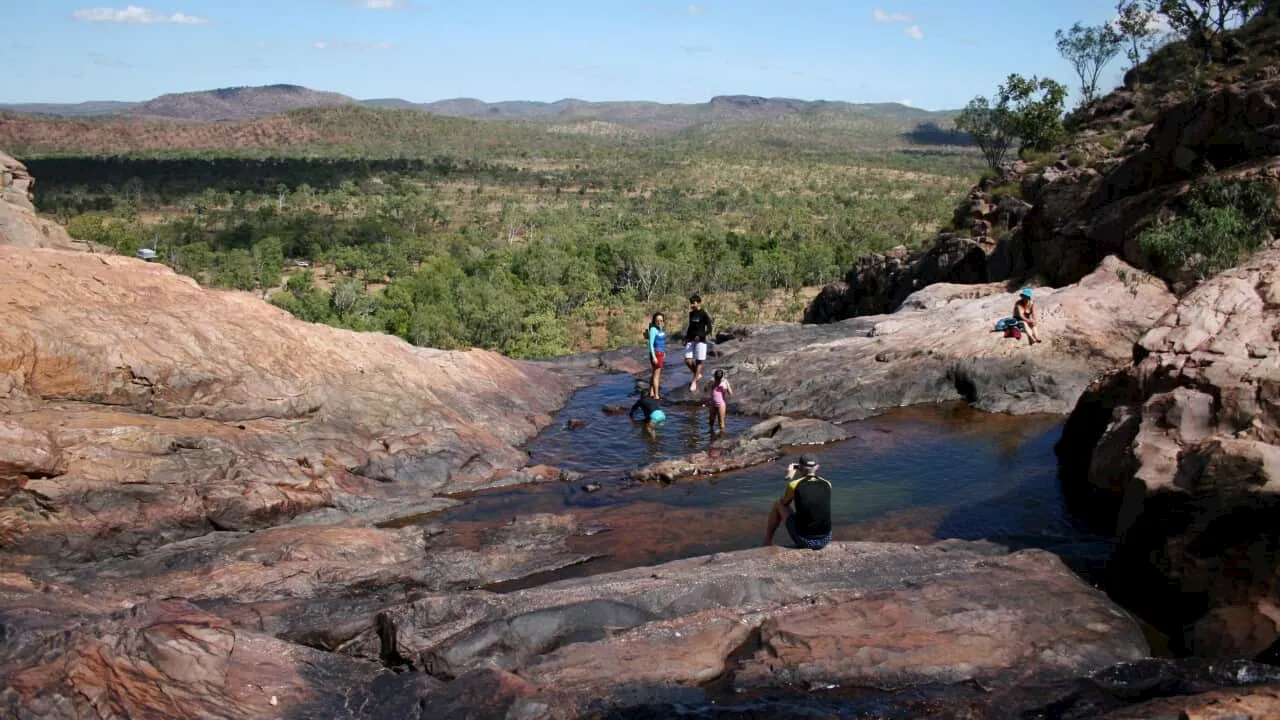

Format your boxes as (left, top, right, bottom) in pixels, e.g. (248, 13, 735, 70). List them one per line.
(629, 394, 666, 425)
(762, 455, 831, 550)
(1013, 287, 1042, 345)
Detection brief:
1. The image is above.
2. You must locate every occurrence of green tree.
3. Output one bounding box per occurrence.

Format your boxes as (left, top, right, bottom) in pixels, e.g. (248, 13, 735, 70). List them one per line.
(252, 236, 284, 289)
(956, 74, 1067, 171)
(1055, 22, 1124, 104)
(955, 96, 1016, 173)
(1146, 0, 1264, 51)
(1000, 74, 1068, 152)
(1115, 0, 1159, 74)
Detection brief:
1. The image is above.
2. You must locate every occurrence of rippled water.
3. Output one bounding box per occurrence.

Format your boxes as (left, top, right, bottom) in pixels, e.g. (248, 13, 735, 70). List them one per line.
(432, 370, 1112, 587)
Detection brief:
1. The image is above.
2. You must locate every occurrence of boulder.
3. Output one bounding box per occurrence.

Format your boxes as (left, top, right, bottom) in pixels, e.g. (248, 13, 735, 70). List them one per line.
(0, 151, 81, 251)
(724, 257, 1175, 422)
(1057, 248, 1280, 657)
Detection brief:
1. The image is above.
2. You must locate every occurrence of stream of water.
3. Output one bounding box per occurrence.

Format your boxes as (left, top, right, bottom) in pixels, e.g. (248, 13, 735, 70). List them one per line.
(425, 370, 1114, 589)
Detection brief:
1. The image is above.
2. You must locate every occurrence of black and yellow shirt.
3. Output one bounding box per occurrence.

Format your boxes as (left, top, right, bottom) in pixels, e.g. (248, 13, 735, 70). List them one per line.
(781, 475, 832, 537)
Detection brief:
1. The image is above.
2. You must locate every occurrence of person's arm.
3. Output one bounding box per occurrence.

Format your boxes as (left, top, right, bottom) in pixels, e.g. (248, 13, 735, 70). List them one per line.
(706, 310, 713, 338)
(725, 380, 733, 396)
(630, 398, 643, 420)
(647, 327, 657, 361)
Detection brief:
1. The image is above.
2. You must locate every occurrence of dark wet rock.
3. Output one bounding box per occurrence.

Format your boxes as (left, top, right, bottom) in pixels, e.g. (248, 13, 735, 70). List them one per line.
(602, 403, 630, 415)
(717, 259, 1175, 422)
(1058, 249, 1280, 658)
(631, 416, 850, 483)
(631, 437, 783, 483)
(739, 416, 851, 446)
(581, 482, 603, 493)
(566, 418, 588, 430)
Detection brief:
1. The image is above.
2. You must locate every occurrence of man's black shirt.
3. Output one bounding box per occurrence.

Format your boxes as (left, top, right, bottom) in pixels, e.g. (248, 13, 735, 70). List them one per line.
(686, 309, 713, 343)
(630, 395, 660, 420)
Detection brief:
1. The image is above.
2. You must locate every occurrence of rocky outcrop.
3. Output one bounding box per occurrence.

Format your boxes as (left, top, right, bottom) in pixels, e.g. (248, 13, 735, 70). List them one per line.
(349, 541, 1149, 717)
(0, 151, 80, 250)
(808, 67, 1280, 326)
(631, 416, 850, 483)
(1057, 248, 1280, 658)
(720, 257, 1174, 422)
(0, 246, 574, 560)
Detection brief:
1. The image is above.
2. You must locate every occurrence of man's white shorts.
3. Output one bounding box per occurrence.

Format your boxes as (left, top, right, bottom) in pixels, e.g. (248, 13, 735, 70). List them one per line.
(684, 341, 707, 362)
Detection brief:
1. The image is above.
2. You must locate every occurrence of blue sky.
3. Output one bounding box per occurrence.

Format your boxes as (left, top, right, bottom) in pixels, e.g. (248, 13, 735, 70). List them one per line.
(4, 1, 1130, 109)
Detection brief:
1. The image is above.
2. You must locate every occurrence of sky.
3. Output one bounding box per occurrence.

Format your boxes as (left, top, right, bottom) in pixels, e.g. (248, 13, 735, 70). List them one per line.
(3, 1, 1134, 110)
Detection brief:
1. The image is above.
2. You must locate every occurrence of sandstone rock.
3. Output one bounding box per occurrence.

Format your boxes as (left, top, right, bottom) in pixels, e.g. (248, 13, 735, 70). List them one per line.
(805, 233, 1003, 322)
(0, 583, 389, 720)
(726, 258, 1175, 422)
(0, 151, 81, 251)
(631, 437, 783, 483)
(631, 416, 849, 482)
(0, 246, 573, 560)
(366, 542, 1146, 716)
(1058, 249, 1280, 657)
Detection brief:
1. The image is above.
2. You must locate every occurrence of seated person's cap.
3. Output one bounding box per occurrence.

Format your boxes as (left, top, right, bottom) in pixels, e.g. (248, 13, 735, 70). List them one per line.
(797, 455, 818, 469)
(1020, 288, 1033, 298)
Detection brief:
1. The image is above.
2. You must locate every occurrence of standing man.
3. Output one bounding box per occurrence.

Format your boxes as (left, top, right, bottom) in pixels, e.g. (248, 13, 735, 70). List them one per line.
(684, 294, 713, 392)
(762, 455, 831, 550)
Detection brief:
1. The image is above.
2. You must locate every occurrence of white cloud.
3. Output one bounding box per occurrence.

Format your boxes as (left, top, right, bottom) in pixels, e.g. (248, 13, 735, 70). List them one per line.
(313, 40, 393, 51)
(904, 24, 924, 40)
(688, 4, 705, 14)
(350, 0, 408, 8)
(872, 9, 913, 23)
(73, 5, 209, 24)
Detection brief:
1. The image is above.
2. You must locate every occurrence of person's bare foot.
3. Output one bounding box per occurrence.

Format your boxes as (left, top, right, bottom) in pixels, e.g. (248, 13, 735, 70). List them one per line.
(690, 381, 697, 392)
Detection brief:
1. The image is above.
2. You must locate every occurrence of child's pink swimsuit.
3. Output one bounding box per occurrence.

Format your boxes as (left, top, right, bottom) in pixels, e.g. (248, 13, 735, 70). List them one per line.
(711, 383, 729, 408)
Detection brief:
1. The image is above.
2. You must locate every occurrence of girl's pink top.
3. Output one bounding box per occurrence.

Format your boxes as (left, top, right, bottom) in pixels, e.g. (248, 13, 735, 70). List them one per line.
(711, 381, 730, 406)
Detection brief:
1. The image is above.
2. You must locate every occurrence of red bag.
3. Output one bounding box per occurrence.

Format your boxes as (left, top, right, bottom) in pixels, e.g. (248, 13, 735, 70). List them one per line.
(1004, 327, 1022, 339)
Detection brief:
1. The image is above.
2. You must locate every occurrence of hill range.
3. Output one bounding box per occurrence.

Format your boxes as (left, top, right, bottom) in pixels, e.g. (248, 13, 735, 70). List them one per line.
(0, 83, 971, 158)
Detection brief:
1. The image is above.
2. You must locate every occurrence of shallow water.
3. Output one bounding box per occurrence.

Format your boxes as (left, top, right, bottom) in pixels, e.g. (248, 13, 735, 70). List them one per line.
(432, 370, 1112, 587)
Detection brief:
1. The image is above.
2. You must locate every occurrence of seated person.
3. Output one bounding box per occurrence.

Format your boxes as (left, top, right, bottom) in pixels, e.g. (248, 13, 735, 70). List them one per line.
(762, 455, 831, 550)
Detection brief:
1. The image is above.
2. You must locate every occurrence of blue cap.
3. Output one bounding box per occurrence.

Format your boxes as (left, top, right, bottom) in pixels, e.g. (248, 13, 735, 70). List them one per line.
(649, 409, 667, 423)
(1020, 287, 1032, 299)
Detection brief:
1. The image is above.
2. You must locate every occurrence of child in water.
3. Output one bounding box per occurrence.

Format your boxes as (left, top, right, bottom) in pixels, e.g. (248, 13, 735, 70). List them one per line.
(708, 369, 733, 432)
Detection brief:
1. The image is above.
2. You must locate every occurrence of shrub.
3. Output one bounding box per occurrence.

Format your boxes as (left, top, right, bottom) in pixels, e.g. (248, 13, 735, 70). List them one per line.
(989, 183, 1023, 199)
(1139, 180, 1279, 279)
(1066, 151, 1088, 167)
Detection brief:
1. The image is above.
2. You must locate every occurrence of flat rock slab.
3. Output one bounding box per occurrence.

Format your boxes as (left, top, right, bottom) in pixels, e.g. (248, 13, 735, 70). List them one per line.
(710, 257, 1174, 422)
(360, 540, 1147, 715)
(631, 416, 849, 482)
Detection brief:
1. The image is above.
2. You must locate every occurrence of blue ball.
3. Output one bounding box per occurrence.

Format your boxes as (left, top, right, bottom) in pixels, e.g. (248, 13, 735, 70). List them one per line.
(649, 410, 667, 423)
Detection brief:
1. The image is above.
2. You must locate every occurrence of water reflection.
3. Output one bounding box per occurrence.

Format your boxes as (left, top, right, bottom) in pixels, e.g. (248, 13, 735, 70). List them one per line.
(432, 373, 1110, 585)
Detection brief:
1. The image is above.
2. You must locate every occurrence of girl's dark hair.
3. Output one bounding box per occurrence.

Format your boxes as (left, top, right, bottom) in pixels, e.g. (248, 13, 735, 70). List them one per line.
(713, 369, 725, 383)
(650, 312, 664, 328)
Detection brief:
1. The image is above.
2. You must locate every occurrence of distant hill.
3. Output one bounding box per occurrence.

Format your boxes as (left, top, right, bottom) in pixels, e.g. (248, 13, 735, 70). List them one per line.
(123, 85, 356, 121)
(1, 84, 958, 131)
(0, 100, 141, 117)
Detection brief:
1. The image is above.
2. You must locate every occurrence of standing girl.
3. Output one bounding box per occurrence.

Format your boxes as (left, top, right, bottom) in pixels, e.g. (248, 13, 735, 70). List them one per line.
(647, 312, 666, 399)
(708, 368, 733, 432)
